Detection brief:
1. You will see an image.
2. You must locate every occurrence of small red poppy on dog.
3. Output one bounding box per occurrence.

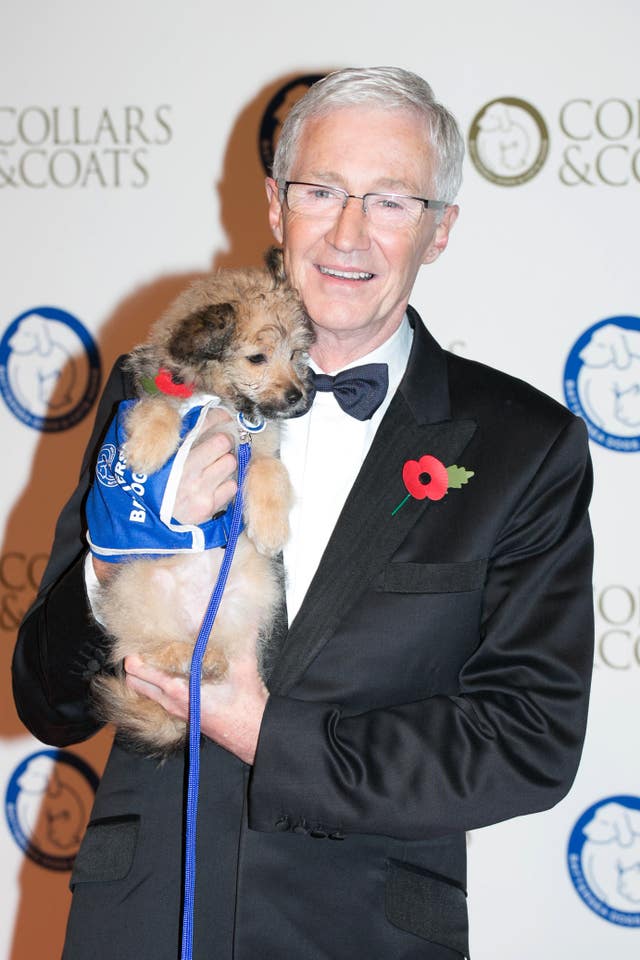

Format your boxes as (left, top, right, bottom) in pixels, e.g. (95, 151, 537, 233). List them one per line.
(392, 455, 475, 515)
(154, 368, 194, 398)
(141, 368, 195, 399)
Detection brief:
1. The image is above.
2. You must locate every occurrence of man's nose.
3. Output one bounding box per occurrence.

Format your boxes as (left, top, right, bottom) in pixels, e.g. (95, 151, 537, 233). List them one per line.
(325, 196, 371, 252)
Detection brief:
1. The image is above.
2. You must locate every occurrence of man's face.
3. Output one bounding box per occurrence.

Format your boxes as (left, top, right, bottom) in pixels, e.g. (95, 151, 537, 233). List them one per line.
(266, 106, 458, 356)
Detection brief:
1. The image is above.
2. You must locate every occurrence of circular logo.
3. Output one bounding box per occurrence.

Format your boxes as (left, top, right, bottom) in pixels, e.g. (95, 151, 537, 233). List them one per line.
(0, 306, 101, 432)
(568, 795, 640, 926)
(5, 749, 99, 871)
(468, 97, 549, 186)
(259, 74, 325, 175)
(564, 316, 640, 453)
(96, 442, 118, 487)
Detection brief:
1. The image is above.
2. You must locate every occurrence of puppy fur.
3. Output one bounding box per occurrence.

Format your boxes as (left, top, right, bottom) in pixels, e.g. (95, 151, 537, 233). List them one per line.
(91, 249, 314, 757)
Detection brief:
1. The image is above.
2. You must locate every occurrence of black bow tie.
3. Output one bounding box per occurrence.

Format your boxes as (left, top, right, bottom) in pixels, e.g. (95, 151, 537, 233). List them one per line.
(309, 362, 389, 420)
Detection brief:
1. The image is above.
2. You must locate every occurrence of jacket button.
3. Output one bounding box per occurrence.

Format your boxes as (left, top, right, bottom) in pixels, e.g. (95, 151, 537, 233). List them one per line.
(292, 819, 309, 834)
(328, 831, 345, 841)
(310, 827, 327, 839)
(274, 816, 290, 832)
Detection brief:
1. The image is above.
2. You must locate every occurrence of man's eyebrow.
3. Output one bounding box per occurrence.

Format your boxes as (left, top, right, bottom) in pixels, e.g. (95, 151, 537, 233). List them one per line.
(300, 170, 346, 186)
(374, 177, 421, 194)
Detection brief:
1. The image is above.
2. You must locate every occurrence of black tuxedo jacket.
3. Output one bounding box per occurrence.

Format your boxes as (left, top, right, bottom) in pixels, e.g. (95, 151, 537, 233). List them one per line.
(13, 309, 594, 960)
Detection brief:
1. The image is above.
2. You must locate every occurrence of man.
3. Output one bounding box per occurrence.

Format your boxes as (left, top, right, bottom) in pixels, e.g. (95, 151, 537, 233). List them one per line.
(13, 67, 594, 960)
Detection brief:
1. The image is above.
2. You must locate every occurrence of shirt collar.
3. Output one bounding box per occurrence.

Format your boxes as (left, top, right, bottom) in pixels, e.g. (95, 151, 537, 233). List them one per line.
(309, 313, 413, 404)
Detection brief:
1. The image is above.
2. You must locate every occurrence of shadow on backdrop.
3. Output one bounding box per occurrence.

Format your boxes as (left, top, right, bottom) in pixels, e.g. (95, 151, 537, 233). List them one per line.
(4, 68, 330, 960)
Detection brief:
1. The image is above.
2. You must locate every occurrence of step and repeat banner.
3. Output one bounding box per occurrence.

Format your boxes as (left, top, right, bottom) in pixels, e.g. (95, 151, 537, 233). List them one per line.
(2, 2, 638, 957)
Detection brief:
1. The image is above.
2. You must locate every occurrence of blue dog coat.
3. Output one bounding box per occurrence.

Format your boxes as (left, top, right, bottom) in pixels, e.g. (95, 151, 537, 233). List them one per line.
(86, 397, 236, 561)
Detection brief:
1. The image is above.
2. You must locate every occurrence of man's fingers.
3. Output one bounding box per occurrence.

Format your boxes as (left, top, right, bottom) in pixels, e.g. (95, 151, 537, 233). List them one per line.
(173, 442, 237, 523)
(124, 654, 163, 687)
(124, 656, 189, 718)
(188, 430, 234, 471)
(211, 476, 238, 515)
(202, 407, 234, 429)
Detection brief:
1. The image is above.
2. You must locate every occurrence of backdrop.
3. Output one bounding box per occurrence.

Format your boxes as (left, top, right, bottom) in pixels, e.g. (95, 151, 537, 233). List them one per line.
(2, 1, 639, 957)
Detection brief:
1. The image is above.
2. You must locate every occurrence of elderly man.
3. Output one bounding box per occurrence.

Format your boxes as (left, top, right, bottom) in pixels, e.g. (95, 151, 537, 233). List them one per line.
(13, 67, 594, 960)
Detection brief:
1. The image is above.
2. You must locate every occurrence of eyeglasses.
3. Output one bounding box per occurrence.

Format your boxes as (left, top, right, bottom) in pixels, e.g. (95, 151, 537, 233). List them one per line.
(280, 181, 447, 230)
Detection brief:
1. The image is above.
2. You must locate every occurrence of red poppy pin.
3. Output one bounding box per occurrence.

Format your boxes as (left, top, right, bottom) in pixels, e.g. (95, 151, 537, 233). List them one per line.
(392, 454, 474, 516)
(141, 367, 195, 399)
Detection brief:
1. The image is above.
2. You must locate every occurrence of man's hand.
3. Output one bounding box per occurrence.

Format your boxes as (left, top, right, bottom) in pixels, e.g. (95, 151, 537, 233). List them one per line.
(123, 654, 268, 765)
(172, 407, 237, 524)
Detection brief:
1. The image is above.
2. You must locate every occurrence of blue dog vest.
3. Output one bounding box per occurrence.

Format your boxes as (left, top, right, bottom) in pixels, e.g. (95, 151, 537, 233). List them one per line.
(86, 397, 237, 561)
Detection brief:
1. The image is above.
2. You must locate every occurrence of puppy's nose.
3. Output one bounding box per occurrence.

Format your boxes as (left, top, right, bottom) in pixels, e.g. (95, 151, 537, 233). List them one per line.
(286, 388, 302, 406)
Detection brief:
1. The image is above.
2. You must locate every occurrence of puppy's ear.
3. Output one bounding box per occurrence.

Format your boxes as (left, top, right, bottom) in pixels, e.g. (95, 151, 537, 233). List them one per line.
(265, 246, 286, 286)
(168, 303, 237, 363)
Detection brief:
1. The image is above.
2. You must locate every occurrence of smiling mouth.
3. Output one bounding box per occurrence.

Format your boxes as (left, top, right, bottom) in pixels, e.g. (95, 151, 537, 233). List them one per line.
(317, 265, 374, 281)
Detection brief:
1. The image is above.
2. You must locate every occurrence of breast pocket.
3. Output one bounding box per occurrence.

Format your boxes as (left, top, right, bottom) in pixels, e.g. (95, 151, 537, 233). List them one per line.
(378, 559, 487, 594)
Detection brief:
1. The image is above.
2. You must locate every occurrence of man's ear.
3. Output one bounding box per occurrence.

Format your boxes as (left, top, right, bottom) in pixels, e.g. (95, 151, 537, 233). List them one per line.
(265, 177, 284, 244)
(422, 204, 459, 265)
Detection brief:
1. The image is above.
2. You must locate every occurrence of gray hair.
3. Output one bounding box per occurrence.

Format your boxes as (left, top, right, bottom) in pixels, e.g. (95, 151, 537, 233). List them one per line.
(271, 66, 464, 204)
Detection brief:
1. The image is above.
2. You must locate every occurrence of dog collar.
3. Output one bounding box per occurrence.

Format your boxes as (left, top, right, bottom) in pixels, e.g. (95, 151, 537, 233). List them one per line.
(237, 411, 266, 433)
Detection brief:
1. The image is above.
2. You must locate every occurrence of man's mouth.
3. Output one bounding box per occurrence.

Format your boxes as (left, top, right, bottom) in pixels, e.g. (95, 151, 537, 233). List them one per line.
(317, 265, 374, 281)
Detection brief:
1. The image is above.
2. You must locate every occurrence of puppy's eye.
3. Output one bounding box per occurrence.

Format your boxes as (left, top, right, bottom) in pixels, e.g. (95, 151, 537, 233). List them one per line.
(247, 354, 267, 365)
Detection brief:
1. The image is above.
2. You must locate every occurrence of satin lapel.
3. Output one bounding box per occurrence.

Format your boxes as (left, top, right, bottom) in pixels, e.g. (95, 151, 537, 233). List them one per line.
(267, 311, 477, 696)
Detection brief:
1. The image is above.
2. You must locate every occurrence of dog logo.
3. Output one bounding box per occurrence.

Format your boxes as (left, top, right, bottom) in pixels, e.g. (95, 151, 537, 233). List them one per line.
(259, 74, 326, 175)
(96, 442, 120, 487)
(5, 749, 99, 871)
(0, 306, 101, 432)
(468, 97, 549, 186)
(568, 795, 640, 926)
(564, 316, 640, 452)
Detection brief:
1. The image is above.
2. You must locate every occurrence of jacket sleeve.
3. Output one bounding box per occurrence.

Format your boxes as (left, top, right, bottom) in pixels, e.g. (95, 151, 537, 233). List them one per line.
(248, 416, 594, 840)
(11, 359, 131, 746)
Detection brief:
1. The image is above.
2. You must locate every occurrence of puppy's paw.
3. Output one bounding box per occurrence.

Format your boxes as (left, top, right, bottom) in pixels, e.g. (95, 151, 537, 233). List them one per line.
(124, 400, 182, 474)
(246, 512, 290, 556)
(201, 647, 229, 681)
(243, 457, 292, 554)
(152, 641, 194, 677)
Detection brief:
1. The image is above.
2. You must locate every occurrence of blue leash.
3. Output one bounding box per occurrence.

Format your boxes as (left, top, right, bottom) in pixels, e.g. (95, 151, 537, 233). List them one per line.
(180, 437, 252, 960)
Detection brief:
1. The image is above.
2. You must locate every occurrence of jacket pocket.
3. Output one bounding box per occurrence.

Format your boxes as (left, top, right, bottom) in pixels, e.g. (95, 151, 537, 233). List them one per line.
(379, 559, 487, 594)
(385, 859, 469, 957)
(70, 814, 139, 889)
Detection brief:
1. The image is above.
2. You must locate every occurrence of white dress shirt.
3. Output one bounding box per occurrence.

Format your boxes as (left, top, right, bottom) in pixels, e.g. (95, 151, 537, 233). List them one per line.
(280, 315, 413, 624)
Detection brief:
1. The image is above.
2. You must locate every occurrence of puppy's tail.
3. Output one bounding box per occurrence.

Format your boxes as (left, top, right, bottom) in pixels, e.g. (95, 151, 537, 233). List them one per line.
(91, 673, 186, 759)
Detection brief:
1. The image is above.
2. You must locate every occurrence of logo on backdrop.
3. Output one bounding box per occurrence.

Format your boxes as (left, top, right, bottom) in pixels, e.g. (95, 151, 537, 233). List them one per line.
(568, 796, 640, 927)
(259, 74, 325, 175)
(0, 105, 172, 188)
(0, 551, 48, 632)
(564, 316, 640, 452)
(469, 96, 640, 187)
(468, 97, 550, 186)
(0, 306, 100, 431)
(5, 749, 99, 871)
(594, 583, 640, 670)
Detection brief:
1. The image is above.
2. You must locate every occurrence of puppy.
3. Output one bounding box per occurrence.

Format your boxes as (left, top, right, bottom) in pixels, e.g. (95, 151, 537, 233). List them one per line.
(90, 249, 314, 756)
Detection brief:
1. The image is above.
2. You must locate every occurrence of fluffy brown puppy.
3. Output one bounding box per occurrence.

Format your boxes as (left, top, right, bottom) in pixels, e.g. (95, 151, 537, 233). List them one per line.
(91, 250, 314, 756)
